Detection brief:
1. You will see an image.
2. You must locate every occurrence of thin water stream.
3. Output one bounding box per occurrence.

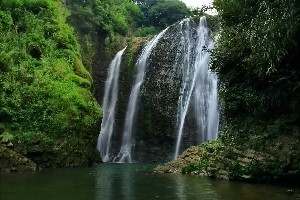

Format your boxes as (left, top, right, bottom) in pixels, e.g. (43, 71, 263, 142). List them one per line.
(97, 47, 127, 162)
(97, 17, 218, 162)
(174, 16, 219, 159)
(114, 28, 169, 163)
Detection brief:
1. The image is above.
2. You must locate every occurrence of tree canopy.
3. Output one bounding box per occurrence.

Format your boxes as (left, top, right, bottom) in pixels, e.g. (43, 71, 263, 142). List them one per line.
(136, 0, 191, 28)
(212, 0, 299, 140)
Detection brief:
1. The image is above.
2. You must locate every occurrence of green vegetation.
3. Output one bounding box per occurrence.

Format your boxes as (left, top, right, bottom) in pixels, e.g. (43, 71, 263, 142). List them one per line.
(137, 0, 191, 28)
(66, 0, 142, 37)
(156, 135, 300, 182)
(67, 0, 191, 38)
(136, 0, 191, 29)
(1, 0, 298, 181)
(64, 0, 192, 82)
(157, 0, 300, 182)
(212, 0, 299, 145)
(65, 0, 141, 72)
(93, 0, 142, 35)
(67, 0, 142, 36)
(0, 0, 101, 169)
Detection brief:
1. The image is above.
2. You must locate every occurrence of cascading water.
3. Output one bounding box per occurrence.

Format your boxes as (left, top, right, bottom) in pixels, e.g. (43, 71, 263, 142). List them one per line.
(174, 16, 219, 159)
(114, 28, 169, 163)
(97, 47, 126, 162)
(97, 16, 218, 162)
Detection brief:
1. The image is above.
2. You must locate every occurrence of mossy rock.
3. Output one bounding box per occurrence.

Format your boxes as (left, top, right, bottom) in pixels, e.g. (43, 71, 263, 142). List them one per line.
(155, 136, 300, 182)
(0, 145, 37, 173)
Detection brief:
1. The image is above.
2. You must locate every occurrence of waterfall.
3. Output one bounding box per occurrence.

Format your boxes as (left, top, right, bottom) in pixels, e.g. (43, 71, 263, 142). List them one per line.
(114, 28, 169, 163)
(97, 16, 218, 162)
(174, 16, 219, 159)
(97, 47, 127, 162)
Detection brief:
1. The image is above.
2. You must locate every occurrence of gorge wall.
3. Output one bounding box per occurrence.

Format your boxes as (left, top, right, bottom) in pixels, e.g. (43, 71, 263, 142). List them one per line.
(96, 17, 218, 162)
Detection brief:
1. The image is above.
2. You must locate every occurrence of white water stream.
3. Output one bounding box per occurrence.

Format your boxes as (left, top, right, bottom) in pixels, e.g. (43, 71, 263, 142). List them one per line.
(97, 47, 126, 162)
(174, 17, 219, 159)
(97, 17, 218, 162)
(114, 28, 169, 163)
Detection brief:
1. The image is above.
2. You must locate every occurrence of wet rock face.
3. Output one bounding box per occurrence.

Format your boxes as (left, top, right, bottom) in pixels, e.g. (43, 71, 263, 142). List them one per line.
(142, 26, 181, 126)
(134, 20, 202, 161)
(109, 38, 146, 159)
(88, 18, 211, 162)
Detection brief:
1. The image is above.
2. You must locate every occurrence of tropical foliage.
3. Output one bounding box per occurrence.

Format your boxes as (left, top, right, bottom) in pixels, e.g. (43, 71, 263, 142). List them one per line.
(0, 0, 101, 166)
(212, 0, 300, 143)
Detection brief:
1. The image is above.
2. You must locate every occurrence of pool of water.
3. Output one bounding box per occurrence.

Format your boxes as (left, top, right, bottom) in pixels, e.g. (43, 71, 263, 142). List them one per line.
(1, 164, 299, 200)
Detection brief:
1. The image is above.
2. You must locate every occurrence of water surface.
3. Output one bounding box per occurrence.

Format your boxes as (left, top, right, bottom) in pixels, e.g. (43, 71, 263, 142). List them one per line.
(1, 164, 299, 200)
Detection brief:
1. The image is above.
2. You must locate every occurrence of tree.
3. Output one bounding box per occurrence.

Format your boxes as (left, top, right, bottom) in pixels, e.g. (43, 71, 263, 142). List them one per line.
(92, 0, 142, 35)
(212, 0, 300, 136)
(137, 0, 191, 28)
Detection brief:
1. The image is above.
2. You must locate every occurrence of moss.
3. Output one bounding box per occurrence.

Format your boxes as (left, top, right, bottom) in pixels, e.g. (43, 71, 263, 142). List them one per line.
(0, 0, 101, 169)
(73, 57, 92, 82)
(125, 37, 147, 73)
(156, 136, 300, 182)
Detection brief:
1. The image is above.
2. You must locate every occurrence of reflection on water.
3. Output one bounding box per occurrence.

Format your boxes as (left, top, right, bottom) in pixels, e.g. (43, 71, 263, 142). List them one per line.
(170, 175, 220, 200)
(95, 164, 135, 200)
(182, 176, 220, 200)
(0, 164, 299, 200)
(173, 175, 186, 200)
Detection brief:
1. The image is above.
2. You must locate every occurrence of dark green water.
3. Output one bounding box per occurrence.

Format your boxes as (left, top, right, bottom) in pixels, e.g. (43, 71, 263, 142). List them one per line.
(1, 164, 299, 200)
